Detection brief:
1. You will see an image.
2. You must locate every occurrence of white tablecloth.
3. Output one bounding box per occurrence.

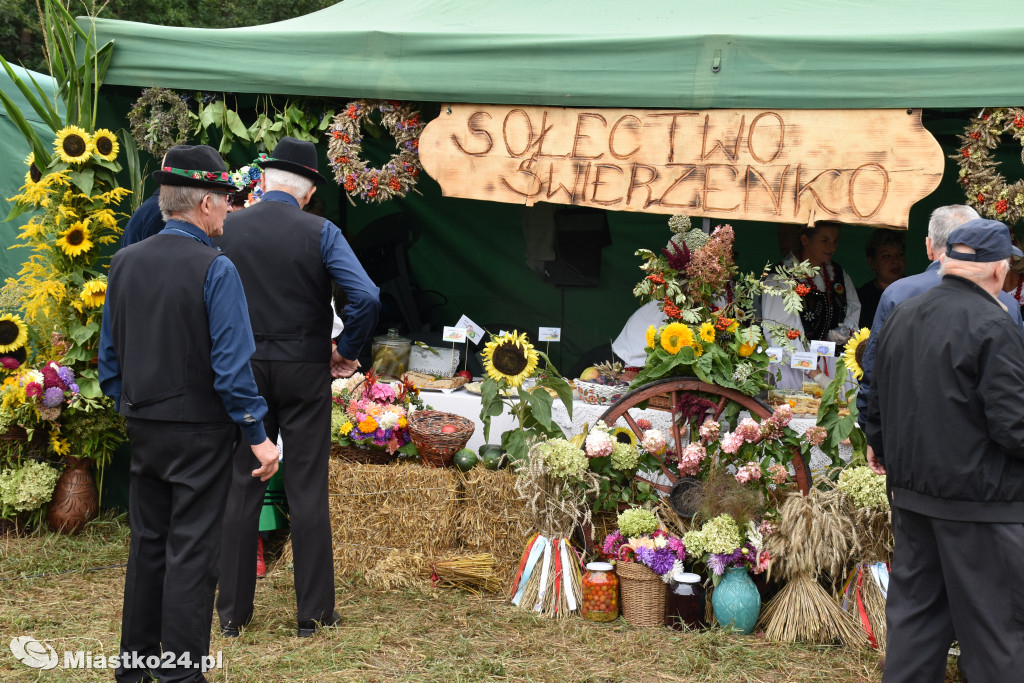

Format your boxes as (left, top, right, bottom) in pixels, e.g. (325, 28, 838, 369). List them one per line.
(417, 389, 852, 472)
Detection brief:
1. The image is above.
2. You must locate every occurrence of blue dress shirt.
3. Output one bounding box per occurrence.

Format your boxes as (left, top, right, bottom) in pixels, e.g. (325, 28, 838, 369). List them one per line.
(259, 191, 380, 360)
(120, 188, 165, 248)
(857, 260, 1024, 415)
(99, 220, 268, 444)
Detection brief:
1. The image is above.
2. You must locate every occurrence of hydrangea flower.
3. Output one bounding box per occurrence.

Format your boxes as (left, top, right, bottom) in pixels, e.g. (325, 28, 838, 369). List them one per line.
(584, 429, 614, 458)
(720, 431, 744, 454)
(699, 419, 721, 443)
(535, 438, 588, 480)
(735, 462, 762, 484)
(735, 417, 761, 443)
(678, 443, 706, 477)
(767, 463, 789, 484)
(641, 429, 667, 455)
(610, 441, 640, 471)
(617, 507, 659, 538)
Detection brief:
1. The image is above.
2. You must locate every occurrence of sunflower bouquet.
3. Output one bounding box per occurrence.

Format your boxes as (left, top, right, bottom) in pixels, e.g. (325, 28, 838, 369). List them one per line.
(630, 216, 815, 396)
(477, 330, 574, 466)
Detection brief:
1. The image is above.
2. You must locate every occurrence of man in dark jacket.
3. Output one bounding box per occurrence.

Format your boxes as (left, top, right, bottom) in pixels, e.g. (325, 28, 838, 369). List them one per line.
(99, 144, 279, 683)
(862, 218, 1024, 682)
(214, 137, 380, 638)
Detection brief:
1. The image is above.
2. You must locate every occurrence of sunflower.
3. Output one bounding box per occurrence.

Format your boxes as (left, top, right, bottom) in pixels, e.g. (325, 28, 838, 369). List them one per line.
(23, 152, 42, 187)
(0, 313, 28, 353)
(699, 322, 716, 343)
(56, 220, 94, 258)
(92, 129, 119, 162)
(54, 125, 93, 164)
(693, 343, 704, 357)
(50, 431, 70, 457)
(482, 330, 539, 388)
(843, 327, 870, 380)
(660, 322, 693, 354)
(611, 426, 638, 446)
(645, 325, 657, 350)
(80, 278, 107, 308)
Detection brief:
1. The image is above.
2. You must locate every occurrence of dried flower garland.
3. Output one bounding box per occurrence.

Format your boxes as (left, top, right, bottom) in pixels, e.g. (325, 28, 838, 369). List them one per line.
(953, 107, 1024, 224)
(327, 99, 424, 204)
(127, 87, 192, 157)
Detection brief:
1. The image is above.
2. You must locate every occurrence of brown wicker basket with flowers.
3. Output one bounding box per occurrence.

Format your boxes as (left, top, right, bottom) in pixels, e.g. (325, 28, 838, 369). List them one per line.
(408, 410, 474, 468)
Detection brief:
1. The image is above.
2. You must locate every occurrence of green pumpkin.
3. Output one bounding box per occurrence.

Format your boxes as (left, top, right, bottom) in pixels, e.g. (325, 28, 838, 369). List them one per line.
(481, 447, 505, 470)
(453, 448, 478, 471)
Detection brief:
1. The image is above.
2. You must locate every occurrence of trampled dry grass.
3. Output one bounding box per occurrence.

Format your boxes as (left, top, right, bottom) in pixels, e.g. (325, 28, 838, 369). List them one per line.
(0, 513, 962, 682)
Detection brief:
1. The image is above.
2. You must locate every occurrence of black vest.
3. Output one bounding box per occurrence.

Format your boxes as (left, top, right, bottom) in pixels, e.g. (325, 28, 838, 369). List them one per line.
(215, 200, 333, 362)
(107, 234, 232, 423)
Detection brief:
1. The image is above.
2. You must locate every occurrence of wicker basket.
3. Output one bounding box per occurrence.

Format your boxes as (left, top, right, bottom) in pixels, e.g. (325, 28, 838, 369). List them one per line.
(330, 443, 396, 465)
(408, 410, 474, 468)
(617, 561, 667, 626)
(573, 379, 627, 406)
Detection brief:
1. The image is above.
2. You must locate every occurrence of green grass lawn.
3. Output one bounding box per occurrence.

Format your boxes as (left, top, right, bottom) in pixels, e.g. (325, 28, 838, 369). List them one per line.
(0, 513, 955, 682)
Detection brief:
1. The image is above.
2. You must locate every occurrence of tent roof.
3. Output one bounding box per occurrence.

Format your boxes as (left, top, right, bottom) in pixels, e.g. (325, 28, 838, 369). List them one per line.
(86, 0, 1024, 108)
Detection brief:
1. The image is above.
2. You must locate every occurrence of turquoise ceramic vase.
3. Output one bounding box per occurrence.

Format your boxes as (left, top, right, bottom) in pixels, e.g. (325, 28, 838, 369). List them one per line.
(712, 566, 761, 634)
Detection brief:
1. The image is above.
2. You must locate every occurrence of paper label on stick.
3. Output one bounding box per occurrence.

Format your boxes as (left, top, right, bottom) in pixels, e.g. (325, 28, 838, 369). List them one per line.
(790, 351, 818, 370)
(538, 327, 561, 342)
(810, 339, 836, 357)
(765, 347, 784, 363)
(455, 315, 485, 344)
(442, 326, 467, 343)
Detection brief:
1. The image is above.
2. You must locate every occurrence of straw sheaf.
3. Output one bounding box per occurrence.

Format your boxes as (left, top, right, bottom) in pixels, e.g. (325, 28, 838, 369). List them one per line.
(457, 468, 533, 588)
(514, 443, 599, 540)
(763, 488, 857, 583)
(758, 574, 869, 646)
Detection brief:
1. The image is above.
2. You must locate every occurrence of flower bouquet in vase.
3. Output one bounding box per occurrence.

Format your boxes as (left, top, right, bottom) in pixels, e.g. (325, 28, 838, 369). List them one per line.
(601, 507, 686, 626)
(331, 370, 420, 465)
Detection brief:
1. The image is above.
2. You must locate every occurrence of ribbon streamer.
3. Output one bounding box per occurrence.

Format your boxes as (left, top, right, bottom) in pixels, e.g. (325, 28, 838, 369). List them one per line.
(511, 534, 547, 606)
(534, 539, 553, 612)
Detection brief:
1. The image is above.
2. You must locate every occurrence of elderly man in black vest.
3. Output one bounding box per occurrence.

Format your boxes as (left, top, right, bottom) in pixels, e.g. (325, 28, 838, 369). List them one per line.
(214, 137, 380, 638)
(99, 144, 279, 683)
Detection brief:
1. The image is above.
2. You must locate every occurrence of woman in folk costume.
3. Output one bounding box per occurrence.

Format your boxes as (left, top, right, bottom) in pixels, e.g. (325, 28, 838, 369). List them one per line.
(762, 222, 861, 390)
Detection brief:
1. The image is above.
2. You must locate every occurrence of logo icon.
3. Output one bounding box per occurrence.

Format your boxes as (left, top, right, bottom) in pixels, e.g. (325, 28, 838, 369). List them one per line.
(9, 636, 58, 670)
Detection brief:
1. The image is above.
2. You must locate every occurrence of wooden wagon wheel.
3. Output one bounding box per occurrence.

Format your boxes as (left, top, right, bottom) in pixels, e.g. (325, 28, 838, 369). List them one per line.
(598, 377, 812, 496)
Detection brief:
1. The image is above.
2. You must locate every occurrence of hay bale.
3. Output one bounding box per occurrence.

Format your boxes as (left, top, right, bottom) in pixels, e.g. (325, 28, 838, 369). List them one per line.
(456, 468, 532, 588)
(279, 461, 462, 581)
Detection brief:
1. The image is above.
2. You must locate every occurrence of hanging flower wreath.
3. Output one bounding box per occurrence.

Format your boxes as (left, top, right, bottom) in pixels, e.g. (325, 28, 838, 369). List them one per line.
(127, 87, 192, 157)
(953, 107, 1024, 225)
(327, 99, 424, 204)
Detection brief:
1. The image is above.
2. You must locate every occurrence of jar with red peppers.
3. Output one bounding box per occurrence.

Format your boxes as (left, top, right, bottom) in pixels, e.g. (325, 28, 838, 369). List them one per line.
(581, 562, 619, 622)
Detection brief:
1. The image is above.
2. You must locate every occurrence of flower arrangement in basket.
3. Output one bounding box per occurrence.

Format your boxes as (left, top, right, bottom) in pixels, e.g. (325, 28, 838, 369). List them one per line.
(629, 216, 816, 396)
(330, 369, 421, 462)
(600, 507, 686, 626)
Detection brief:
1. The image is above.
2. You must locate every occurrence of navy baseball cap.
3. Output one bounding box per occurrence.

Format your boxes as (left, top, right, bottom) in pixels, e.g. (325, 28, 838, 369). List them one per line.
(945, 219, 1023, 262)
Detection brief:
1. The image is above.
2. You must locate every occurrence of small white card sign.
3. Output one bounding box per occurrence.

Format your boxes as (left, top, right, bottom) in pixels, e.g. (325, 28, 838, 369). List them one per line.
(455, 314, 485, 344)
(442, 326, 467, 343)
(538, 327, 562, 342)
(810, 340, 836, 357)
(765, 347, 784, 364)
(790, 351, 818, 370)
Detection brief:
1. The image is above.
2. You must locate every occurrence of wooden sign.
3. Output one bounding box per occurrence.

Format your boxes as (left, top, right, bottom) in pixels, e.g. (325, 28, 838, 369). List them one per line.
(419, 105, 945, 228)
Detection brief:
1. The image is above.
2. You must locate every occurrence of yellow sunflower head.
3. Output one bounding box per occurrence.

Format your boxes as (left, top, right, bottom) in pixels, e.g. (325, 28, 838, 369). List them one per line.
(659, 322, 693, 354)
(50, 431, 70, 457)
(645, 325, 657, 350)
(0, 313, 29, 354)
(726, 320, 739, 334)
(693, 342, 704, 357)
(56, 220, 94, 258)
(92, 129, 119, 162)
(482, 330, 539, 388)
(843, 327, 870, 380)
(699, 322, 716, 343)
(611, 426, 638, 446)
(80, 278, 107, 308)
(54, 125, 93, 164)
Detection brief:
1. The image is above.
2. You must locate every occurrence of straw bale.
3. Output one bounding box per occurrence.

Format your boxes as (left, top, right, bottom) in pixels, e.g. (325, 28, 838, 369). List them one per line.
(456, 468, 533, 587)
(279, 461, 462, 580)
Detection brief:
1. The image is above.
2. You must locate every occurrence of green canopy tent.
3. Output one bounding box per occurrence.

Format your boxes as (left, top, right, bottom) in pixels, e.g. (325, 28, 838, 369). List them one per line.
(78, 1, 1023, 370)
(0, 64, 60, 279)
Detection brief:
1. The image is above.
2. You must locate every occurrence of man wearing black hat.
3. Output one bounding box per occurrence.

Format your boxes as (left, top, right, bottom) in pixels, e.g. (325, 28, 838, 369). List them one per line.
(99, 144, 279, 682)
(214, 136, 380, 638)
(862, 218, 1024, 682)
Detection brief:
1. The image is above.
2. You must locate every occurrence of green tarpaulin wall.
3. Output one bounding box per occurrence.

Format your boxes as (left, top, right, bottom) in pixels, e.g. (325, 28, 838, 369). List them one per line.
(39, 1, 1021, 369)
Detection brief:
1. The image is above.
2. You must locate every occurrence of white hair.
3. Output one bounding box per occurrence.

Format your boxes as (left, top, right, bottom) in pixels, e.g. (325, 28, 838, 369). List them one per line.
(939, 246, 1009, 286)
(929, 205, 980, 250)
(159, 185, 210, 222)
(263, 167, 314, 198)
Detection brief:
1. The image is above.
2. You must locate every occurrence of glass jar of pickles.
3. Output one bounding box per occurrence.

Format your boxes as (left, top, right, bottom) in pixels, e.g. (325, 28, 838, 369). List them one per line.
(581, 562, 619, 622)
(371, 328, 411, 379)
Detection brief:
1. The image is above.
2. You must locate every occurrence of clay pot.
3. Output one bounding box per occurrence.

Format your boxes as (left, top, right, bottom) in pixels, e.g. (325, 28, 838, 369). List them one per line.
(47, 456, 98, 534)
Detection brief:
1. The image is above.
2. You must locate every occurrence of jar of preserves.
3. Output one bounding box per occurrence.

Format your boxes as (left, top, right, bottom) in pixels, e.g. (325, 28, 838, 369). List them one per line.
(371, 328, 411, 379)
(665, 570, 707, 630)
(581, 562, 619, 622)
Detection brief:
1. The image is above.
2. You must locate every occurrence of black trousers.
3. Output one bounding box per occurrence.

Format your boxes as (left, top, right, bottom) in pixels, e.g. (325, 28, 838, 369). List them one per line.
(217, 360, 334, 627)
(116, 419, 236, 683)
(883, 506, 1024, 683)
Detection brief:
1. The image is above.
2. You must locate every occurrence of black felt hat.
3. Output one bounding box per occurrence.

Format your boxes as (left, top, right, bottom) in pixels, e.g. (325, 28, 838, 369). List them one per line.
(258, 136, 327, 185)
(151, 144, 236, 191)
